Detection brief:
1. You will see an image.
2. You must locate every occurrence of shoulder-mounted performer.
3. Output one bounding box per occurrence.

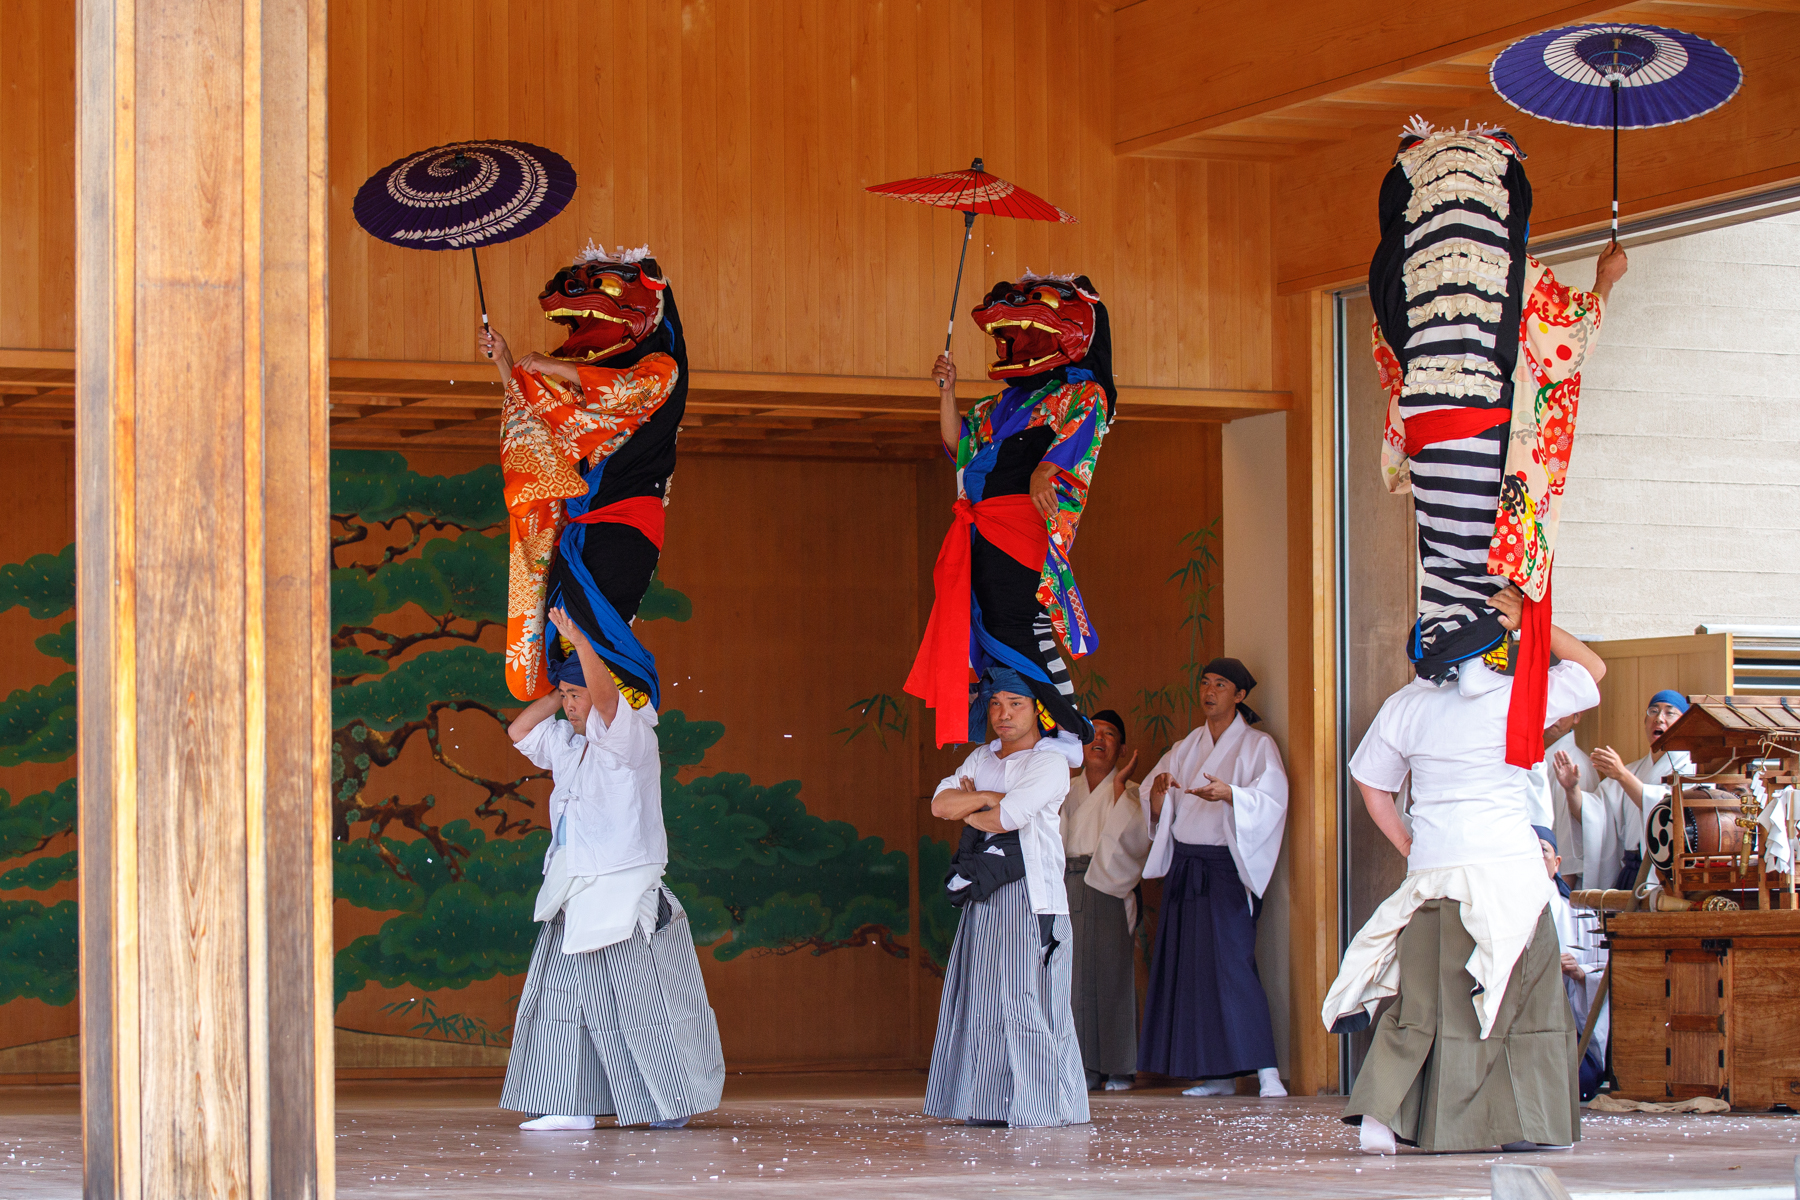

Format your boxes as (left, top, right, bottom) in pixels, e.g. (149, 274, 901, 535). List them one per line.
(485, 242, 689, 708)
(907, 272, 1116, 747)
(1368, 119, 1626, 768)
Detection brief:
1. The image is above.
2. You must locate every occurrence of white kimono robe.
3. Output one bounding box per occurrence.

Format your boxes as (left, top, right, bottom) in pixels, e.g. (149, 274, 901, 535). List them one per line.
(1576, 749, 1691, 892)
(1550, 890, 1609, 1059)
(1544, 732, 1597, 879)
(1140, 715, 1288, 899)
(1062, 768, 1151, 930)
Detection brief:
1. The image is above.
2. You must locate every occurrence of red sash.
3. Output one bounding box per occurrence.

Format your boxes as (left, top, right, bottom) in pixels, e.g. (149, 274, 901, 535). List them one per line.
(1404, 407, 1510, 457)
(1504, 579, 1553, 770)
(905, 495, 1049, 748)
(569, 494, 667, 550)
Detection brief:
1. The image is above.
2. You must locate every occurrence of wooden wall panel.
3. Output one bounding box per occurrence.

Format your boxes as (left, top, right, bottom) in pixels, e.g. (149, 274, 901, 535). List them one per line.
(0, 0, 75, 351)
(309, 0, 1276, 394)
(1272, 11, 1800, 291)
(3, 2, 1280, 393)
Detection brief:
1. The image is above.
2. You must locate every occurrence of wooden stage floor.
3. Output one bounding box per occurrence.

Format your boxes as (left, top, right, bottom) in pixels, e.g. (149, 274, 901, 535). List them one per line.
(1, 1073, 1795, 1198)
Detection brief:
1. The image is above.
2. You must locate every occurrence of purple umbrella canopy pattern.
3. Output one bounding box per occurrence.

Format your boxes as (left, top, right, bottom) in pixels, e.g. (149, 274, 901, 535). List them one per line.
(353, 138, 579, 349)
(1490, 24, 1743, 236)
(353, 138, 577, 250)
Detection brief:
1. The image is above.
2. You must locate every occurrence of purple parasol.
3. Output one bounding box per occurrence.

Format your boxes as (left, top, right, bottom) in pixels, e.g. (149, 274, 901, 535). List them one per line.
(353, 139, 578, 349)
(1490, 24, 1742, 238)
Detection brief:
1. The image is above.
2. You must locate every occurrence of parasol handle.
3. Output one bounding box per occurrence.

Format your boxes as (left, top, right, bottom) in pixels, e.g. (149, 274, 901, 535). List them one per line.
(1610, 79, 1620, 244)
(472, 246, 493, 357)
(941, 209, 978, 380)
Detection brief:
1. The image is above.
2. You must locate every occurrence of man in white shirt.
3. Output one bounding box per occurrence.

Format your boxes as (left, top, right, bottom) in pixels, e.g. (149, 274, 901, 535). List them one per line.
(499, 608, 724, 1132)
(1138, 658, 1289, 1099)
(1566, 690, 1691, 891)
(1062, 709, 1149, 1092)
(1328, 587, 1603, 1155)
(924, 668, 1090, 1129)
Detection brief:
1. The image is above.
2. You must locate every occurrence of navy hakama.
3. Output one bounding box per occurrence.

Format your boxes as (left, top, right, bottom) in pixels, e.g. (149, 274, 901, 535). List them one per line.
(1138, 841, 1278, 1079)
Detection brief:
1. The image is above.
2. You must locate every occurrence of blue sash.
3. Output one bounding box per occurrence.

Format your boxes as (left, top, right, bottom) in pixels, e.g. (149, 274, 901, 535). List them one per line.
(548, 459, 661, 708)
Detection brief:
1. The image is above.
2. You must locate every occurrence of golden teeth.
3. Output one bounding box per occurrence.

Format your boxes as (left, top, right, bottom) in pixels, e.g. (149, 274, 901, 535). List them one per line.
(982, 318, 1061, 336)
(544, 307, 630, 324)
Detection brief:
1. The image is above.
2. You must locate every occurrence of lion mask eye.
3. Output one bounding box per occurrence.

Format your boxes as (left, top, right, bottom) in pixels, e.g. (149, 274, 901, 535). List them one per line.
(1031, 287, 1060, 309)
(598, 276, 625, 297)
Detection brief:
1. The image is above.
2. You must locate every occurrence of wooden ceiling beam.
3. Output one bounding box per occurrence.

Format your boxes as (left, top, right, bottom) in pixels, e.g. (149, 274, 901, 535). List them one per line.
(1112, 0, 1622, 155)
(1603, 5, 1753, 31)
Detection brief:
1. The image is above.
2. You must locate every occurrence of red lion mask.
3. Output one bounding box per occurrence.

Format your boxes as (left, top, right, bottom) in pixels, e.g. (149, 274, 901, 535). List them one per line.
(970, 274, 1100, 380)
(539, 245, 669, 362)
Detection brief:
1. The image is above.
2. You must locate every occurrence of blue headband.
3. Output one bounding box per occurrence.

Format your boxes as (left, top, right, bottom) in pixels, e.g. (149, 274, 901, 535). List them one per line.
(983, 667, 1034, 702)
(549, 651, 586, 689)
(1649, 690, 1689, 714)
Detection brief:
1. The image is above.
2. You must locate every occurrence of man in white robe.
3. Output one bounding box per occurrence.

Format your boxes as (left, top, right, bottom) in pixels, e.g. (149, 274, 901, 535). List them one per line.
(1544, 710, 1596, 890)
(1062, 709, 1150, 1091)
(1137, 658, 1289, 1098)
(1567, 690, 1691, 892)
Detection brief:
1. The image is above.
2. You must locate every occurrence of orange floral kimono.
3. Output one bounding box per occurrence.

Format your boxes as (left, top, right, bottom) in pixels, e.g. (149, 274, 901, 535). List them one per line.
(500, 353, 679, 702)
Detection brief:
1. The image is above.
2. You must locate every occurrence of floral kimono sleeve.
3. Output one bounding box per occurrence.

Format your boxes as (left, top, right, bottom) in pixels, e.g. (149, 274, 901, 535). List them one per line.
(954, 393, 1005, 468)
(1373, 319, 1410, 494)
(549, 351, 680, 464)
(1522, 265, 1603, 384)
(1489, 260, 1604, 600)
(1038, 381, 1107, 489)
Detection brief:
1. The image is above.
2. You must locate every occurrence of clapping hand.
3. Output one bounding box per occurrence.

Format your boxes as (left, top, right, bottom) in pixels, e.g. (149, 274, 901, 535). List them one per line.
(1112, 750, 1140, 800)
(1553, 750, 1580, 792)
(1591, 746, 1630, 785)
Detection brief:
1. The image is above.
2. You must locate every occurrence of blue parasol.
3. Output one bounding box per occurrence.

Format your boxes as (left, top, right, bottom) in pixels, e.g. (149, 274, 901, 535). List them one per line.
(353, 139, 578, 355)
(1490, 24, 1742, 239)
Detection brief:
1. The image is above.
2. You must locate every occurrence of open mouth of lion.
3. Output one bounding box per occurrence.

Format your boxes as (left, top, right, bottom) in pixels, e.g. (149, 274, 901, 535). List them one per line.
(984, 318, 1063, 374)
(543, 304, 637, 361)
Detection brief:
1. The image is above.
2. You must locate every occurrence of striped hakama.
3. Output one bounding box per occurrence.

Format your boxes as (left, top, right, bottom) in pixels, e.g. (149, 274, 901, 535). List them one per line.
(1344, 900, 1578, 1151)
(1138, 842, 1278, 1079)
(500, 898, 725, 1126)
(1066, 856, 1137, 1078)
(925, 878, 1090, 1128)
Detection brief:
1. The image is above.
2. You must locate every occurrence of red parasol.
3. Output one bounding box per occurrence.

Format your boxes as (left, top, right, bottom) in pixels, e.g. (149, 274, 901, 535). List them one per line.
(867, 158, 1077, 377)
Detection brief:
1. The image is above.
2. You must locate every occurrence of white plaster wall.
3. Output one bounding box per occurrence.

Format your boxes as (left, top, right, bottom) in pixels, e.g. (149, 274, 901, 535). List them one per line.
(1222, 411, 1292, 1077)
(1548, 212, 1800, 640)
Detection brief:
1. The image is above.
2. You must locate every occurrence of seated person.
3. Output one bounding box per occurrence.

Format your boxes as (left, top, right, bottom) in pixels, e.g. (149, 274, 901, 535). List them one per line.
(1539, 826, 1606, 1102)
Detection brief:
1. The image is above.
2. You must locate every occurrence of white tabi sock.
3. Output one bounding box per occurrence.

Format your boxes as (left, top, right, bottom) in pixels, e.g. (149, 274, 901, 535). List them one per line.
(1359, 1115, 1397, 1156)
(1182, 1079, 1235, 1096)
(1257, 1067, 1287, 1097)
(1104, 1075, 1134, 1091)
(519, 1114, 595, 1131)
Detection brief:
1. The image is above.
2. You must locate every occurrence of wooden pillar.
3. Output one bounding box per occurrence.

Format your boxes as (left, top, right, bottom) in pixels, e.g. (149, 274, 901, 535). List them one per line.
(1282, 288, 1340, 1096)
(75, 1, 332, 1196)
